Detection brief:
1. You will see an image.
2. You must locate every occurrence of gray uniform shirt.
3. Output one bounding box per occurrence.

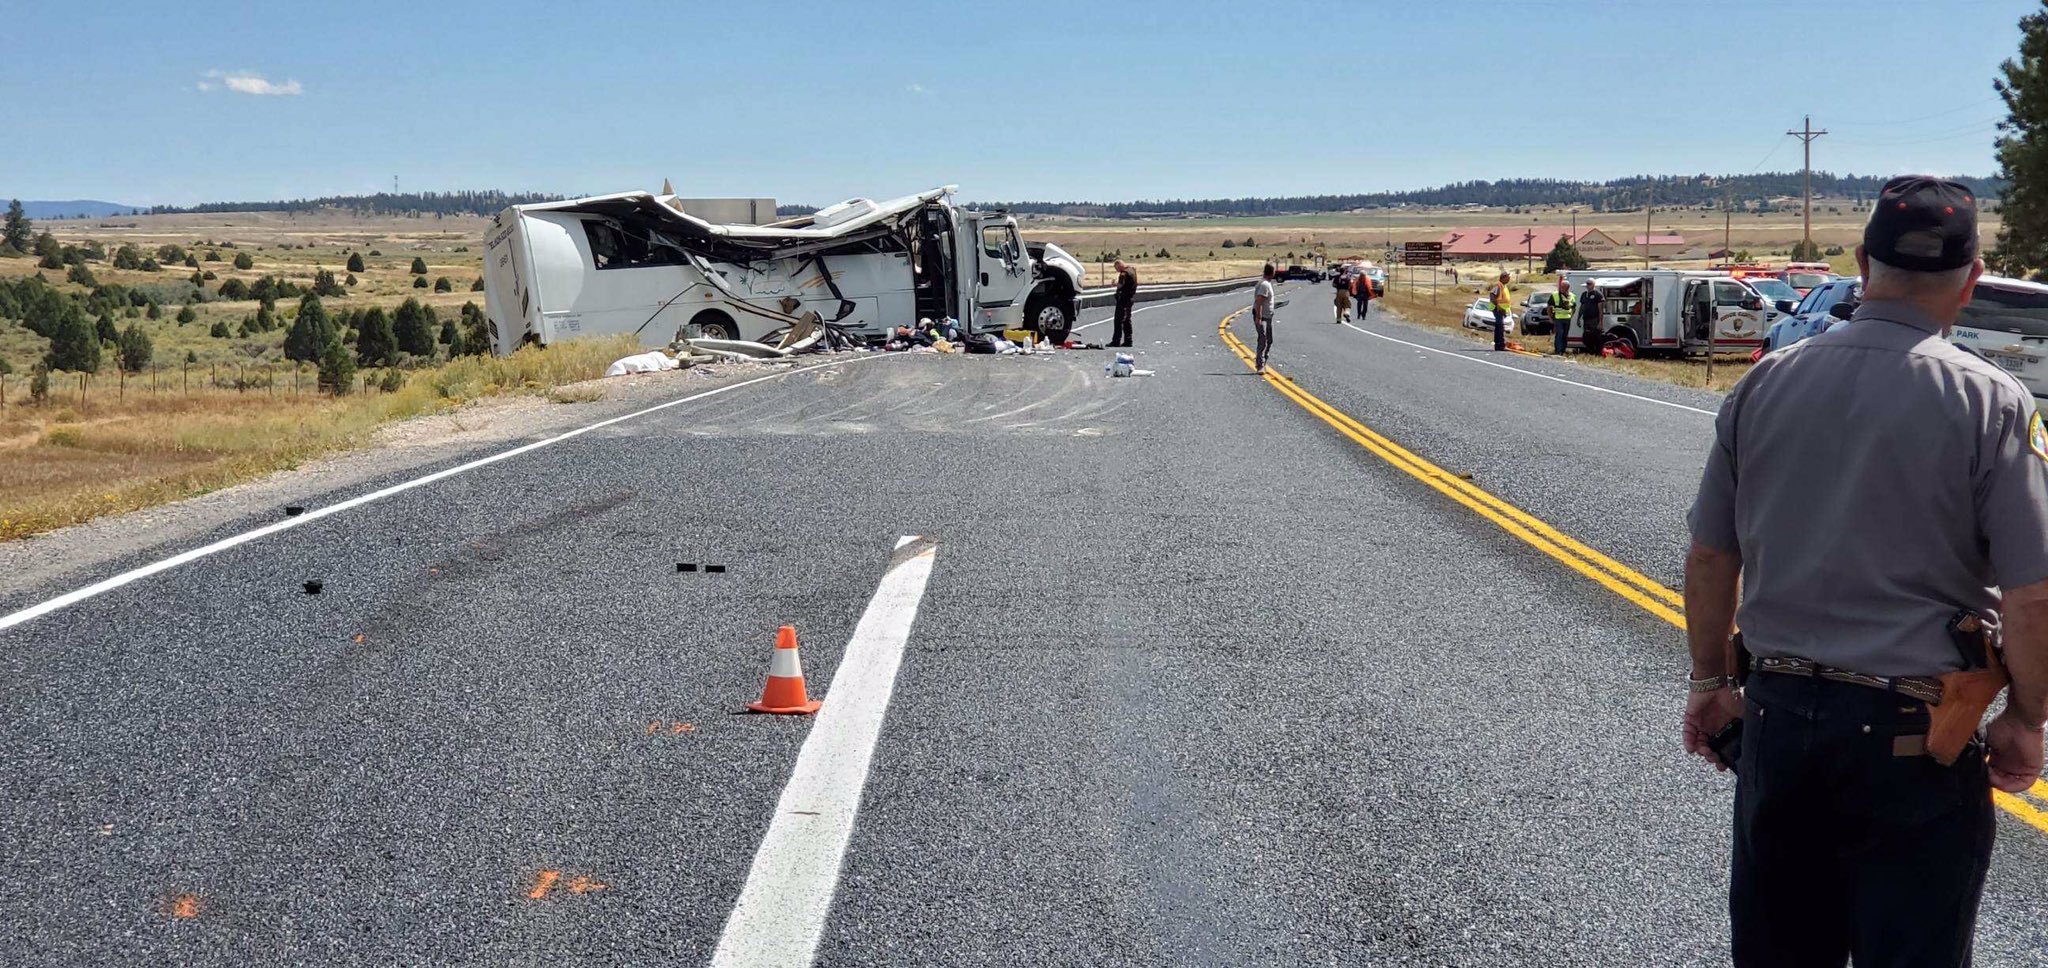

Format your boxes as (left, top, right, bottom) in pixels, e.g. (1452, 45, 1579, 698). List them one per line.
(1688, 299, 2048, 675)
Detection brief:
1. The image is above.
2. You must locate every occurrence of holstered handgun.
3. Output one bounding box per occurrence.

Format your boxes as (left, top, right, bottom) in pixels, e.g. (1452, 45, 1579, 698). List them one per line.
(1927, 611, 2010, 767)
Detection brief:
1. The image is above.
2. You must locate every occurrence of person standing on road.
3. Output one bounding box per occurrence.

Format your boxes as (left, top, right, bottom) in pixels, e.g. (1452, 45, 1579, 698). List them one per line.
(1110, 260, 1137, 348)
(1682, 176, 2048, 966)
(1489, 271, 1512, 351)
(1578, 279, 1605, 355)
(1252, 263, 1277, 372)
(1332, 270, 1352, 324)
(1352, 268, 1373, 322)
(1549, 277, 1575, 355)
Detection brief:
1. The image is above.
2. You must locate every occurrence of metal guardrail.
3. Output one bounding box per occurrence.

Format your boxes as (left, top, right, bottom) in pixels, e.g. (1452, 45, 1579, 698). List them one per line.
(1077, 276, 1260, 310)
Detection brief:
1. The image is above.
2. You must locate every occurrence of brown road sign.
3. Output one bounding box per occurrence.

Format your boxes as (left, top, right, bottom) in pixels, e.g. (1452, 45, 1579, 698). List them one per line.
(1402, 242, 1444, 266)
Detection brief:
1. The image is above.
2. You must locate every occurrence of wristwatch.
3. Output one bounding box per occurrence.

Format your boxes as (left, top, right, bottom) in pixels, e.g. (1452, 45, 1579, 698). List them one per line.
(1688, 674, 1731, 694)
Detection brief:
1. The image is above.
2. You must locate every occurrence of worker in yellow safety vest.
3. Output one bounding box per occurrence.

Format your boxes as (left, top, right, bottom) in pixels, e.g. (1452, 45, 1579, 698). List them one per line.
(1490, 272, 1512, 351)
(1550, 278, 1575, 354)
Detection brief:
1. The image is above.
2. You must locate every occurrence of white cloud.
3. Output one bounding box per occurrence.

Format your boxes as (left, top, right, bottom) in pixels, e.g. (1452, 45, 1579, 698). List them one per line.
(200, 69, 303, 96)
(906, 83, 929, 95)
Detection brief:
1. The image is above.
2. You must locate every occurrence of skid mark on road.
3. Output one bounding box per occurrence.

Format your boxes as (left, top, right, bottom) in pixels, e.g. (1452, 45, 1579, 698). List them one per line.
(1220, 309, 2048, 838)
(0, 356, 899, 634)
(710, 536, 938, 968)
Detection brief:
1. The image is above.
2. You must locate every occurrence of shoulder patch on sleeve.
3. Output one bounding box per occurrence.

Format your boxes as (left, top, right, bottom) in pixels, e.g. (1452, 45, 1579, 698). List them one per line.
(2030, 411, 2048, 462)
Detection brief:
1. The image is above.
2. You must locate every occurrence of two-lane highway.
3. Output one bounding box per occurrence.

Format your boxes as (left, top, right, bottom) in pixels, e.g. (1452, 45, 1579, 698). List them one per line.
(4, 287, 2048, 964)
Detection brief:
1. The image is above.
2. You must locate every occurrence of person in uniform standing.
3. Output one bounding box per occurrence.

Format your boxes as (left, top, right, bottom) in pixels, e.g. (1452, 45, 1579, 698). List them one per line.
(1490, 271, 1512, 351)
(1332, 270, 1352, 324)
(1252, 263, 1277, 372)
(1110, 259, 1137, 348)
(1577, 279, 1605, 355)
(1352, 268, 1373, 322)
(1549, 276, 1575, 355)
(1682, 176, 2048, 966)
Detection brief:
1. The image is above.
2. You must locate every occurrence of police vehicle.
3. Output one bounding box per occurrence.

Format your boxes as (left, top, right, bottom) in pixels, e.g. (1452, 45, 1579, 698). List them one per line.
(1950, 274, 2048, 399)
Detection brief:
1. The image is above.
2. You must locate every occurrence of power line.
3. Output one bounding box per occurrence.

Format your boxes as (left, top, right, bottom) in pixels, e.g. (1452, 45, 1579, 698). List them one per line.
(1832, 94, 2005, 127)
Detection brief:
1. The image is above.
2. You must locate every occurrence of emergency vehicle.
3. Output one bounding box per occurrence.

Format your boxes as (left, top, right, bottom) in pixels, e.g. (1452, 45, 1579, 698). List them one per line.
(1557, 269, 1785, 356)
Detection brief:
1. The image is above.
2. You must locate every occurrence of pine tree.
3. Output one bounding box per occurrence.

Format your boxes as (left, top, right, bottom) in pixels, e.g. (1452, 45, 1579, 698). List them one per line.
(392, 297, 435, 355)
(346, 252, 365, 273)
(1999, 6, 2048, 274)
(233, 251, 254, 270)
(355, 306, 397, 365)
(94, 313, 118, 343)
(412, 276, 428, 288)
(433, 276, 452, 293)
(255, 304, 277, 332)
(346, 273, 358, 287)
(145, 301, 162, 320)
(312, 268, 345, 297)
(410, 256, 428, 275)
(285, 294, 335, 363)
(470, 277, 484, 292)
(1, 199, 30, 254)
(117, 322, 153, 373)
(459, 301, 491, 356)
(44, 302, 101, 372)
(438, 317, 457, 346)
(210, 320, 231, 338)
(319, 335, 356, 395)
(113, 244, 142, 270)
(176, 305, 197, 325)
(1543, 237, 1590, 273)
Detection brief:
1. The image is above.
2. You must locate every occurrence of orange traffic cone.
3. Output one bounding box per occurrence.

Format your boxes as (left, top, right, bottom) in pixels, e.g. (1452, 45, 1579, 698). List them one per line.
(748, 626, 822, 714)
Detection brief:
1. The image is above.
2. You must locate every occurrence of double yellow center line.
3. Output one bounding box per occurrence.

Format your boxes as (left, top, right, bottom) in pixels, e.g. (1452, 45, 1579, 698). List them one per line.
(1220, 310, 1682, 625)
(1218, 309, 2048, 833)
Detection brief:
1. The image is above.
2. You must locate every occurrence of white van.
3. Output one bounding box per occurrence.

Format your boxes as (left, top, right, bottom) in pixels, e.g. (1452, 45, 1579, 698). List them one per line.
(1949, 274, 2048, 399)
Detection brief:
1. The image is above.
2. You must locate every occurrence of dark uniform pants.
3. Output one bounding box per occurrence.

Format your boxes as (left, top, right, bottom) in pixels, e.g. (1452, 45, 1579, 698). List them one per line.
(1112, 300, 1133, 346)
(1491, 308, 1507, 350)
(1733, 673, 1994, 968)
(1552, 312, 1570, 354)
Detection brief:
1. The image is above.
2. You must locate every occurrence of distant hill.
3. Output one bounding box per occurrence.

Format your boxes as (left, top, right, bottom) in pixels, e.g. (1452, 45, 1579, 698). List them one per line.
(986, 172, 2009, 218)
(9, 200, 144, 220)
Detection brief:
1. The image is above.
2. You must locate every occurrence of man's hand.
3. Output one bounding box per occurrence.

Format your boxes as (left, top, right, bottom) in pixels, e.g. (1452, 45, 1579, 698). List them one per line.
(1683, 688, 1745, 770)
(1986, 709, 2045, 793)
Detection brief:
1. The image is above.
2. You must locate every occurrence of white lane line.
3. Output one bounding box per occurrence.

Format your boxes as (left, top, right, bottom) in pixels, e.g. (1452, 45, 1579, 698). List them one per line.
(710, 535, 938, 968)
(1338, 319, 1718, 417)
(1073, 288, 1245, 331)
(0, 355, 898, 634)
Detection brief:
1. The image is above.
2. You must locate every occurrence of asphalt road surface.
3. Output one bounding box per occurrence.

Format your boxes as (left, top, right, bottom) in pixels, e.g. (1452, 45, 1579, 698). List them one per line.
(6, 285, 2048, 965)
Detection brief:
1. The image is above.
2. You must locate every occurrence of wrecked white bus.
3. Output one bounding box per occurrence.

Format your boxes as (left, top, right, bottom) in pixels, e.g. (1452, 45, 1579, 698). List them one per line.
(480, 186, 1086, 355)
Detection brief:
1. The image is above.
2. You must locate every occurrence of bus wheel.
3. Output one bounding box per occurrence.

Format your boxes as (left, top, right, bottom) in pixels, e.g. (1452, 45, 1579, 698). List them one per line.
(1028, 296, 1071, 345)
(691, 311, 740, 341)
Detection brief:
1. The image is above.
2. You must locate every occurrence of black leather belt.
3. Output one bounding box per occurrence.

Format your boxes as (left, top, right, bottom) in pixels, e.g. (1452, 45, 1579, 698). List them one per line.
(1754, 655, 1944, 705)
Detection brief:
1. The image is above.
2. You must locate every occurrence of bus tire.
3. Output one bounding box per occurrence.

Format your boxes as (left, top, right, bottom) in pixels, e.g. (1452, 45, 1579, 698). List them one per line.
(1026, 293, 1072, 345)
(690, 310, 740, 342)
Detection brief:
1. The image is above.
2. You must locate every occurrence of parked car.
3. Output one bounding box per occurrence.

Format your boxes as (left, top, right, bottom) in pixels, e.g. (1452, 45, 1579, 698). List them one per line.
(1745, 276, 1802, 311)
(1279, 264, 1325, 282)
(1461, 296, 1517, 334)
(1779, 262, 1835, 296)
(1519, 290, 1561, 334)
(1949, 274, 2048, 399)
(1761, 277, 1862, 354)
(1365, 267, 1387, 297)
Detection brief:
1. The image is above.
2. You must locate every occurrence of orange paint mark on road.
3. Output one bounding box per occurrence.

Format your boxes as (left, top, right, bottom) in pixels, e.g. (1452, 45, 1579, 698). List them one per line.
(646, 721, 660, 735)
(352, 634, 365, 644)
(647, 720, 697, 735)
(166, 894, 203, 918)
(567, 876, 608, 895)
(671, 722, 695, 734)
(526, 870, 561, 900)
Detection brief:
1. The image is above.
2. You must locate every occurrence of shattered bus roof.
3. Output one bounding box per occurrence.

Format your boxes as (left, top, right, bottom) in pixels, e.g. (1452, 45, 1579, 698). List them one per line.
(508, 187, 959, 251)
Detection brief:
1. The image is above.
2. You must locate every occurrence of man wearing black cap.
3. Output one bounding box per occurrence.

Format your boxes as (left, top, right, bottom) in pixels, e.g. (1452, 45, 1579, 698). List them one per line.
(1682, 175, 2048, 965)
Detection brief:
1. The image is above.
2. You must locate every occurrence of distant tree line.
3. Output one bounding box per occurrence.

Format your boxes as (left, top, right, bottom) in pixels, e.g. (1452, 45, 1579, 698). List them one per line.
(146, 190, 565, 218)
(983, 172, 2008, 218)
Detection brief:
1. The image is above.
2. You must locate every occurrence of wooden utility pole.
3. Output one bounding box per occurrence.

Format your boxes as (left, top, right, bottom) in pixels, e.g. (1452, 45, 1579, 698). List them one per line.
(1788, 115, 1829, 254)
(1644, 180, 1654, 269)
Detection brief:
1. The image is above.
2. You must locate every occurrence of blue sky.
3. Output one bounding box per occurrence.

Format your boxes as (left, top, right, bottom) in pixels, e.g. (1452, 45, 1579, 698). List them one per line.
(0, 0, 2033, 207)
